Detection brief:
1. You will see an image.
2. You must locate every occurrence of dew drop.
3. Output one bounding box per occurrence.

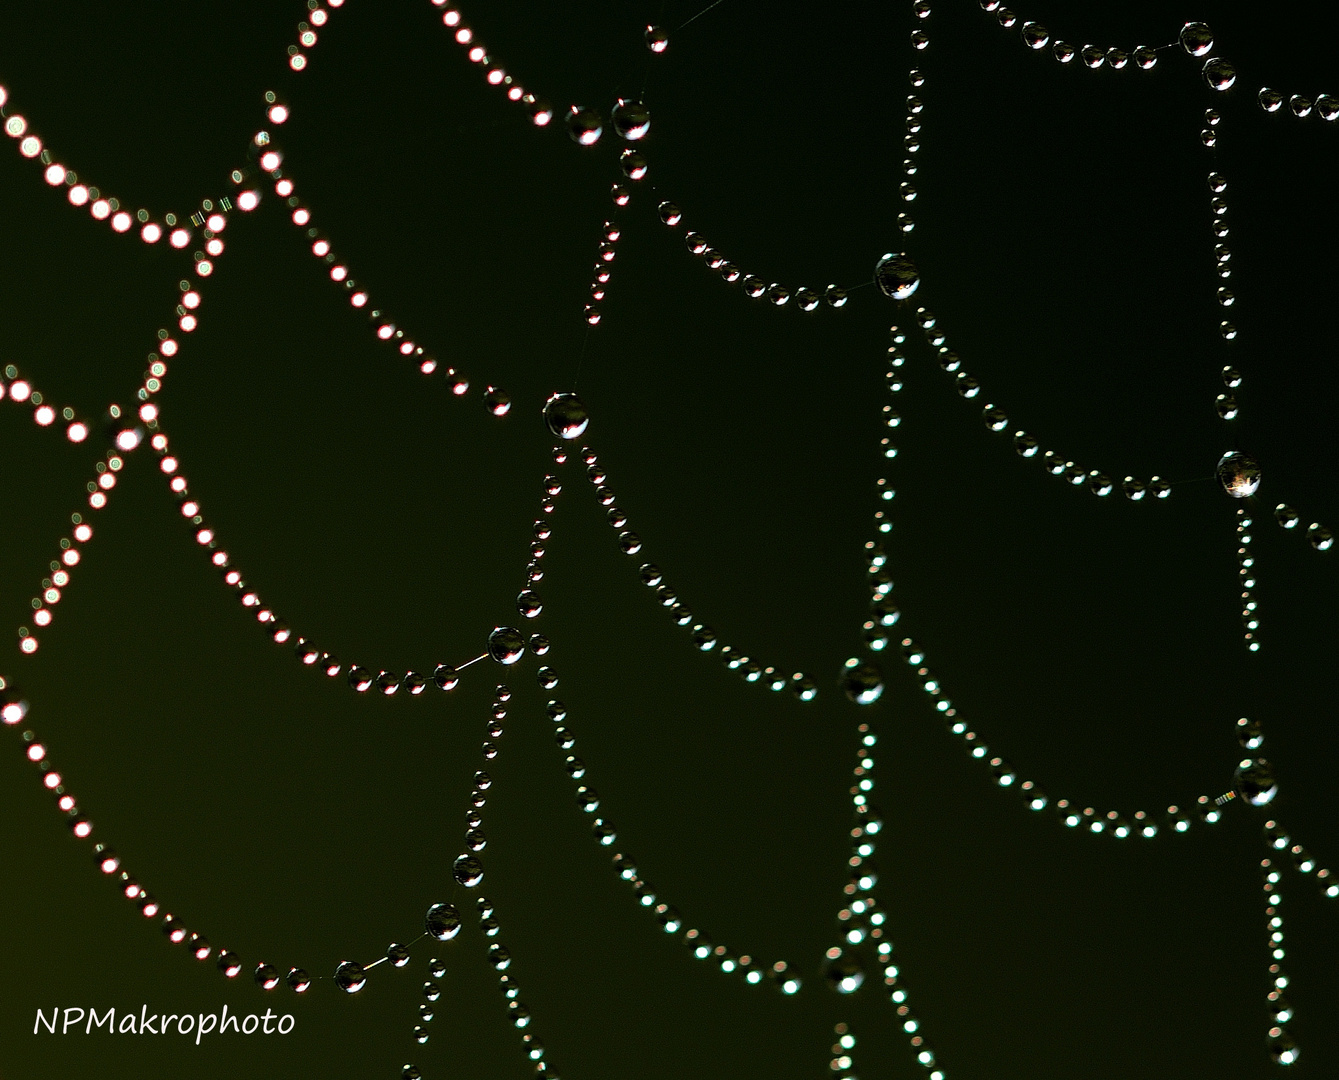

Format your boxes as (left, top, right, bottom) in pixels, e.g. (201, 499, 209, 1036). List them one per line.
(425, 902, 462, 941)
(1216, 452, 1260, 498)
(544, 392, 589, 440)
(874, 253, 919, 300)
(335, 961, 367, 993)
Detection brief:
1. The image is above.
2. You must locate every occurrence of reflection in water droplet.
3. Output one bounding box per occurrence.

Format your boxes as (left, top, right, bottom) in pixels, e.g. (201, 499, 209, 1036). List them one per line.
(335, 961, 367, 993)
(1216, 452, 1260, 498)
(874, 253, 919, 300)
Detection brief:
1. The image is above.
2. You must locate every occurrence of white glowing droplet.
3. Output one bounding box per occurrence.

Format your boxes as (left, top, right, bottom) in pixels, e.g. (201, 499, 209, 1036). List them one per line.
(67, 422, 88, 442)
(290, 54, 306, 71)
(268, 105, 289, 124)
(312, 240, 331, 257)
(111, 212, 132, 233)
(275, 179, 294, 197)
(195, 260, 213, 277)
(44, 164, 66, 185)
(182, 291, 201, 309)
(10, 380, 31, 402)
(91, 199, 110, 219)
(141, 223, 162, 244)
(68, 185, 89, 206)
(237, 191, 260, 211)
(206, 238, 223, 256)
(260, 151, 281, 171)
(168, 228, 190, 248)
(5, 115, 27, 137)
(34, 405, 55, 426)
(161, 340, 178, 357)
(19, 136, 42, 158)
(330, 265, 347, 281)
(207, 213, 226, 232)
(292, 208, 310, 225)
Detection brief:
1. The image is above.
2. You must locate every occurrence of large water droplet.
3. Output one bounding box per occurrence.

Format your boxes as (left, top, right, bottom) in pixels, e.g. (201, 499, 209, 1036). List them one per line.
(489, 627, 526, 664)
(824, 952, 865, 994)
(1216, 452, 1260, 497)
(454, 854, 485, 887)
(566, 106, 603, 145)
(387, 943, 411, 967)
(1203, 57, 1235, 91)
(544, 393, 589, 440)
(335, 961, 367, 993)
(425, 902, 462, 941)
(611, 99, 650, 140)
(875, 253, 920, 299)
(840, 660, 884, 704)
(1180, 21, 1214, 56)
(1234, 758, 1278, 806)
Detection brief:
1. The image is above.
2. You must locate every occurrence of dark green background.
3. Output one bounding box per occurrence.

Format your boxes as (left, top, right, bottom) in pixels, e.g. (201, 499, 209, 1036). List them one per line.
(1, 1, 1337, 1077)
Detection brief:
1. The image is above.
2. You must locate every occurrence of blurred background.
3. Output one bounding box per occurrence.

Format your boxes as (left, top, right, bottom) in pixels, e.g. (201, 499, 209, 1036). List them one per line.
(0, 1, 1336, 1077)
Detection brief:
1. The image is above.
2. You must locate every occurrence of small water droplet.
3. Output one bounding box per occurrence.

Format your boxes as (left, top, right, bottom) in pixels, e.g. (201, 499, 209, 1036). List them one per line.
(287, 967, 311, 992)
(644, 25, 668, 53)
(254, 963, 280, 989)
(484, 386, 511, 416)
(1020, 21, 1048, 48)
(1133, 45, 1157, 69)
(1259, 87, 1284, 112)
(1203, 57, 1235, 91)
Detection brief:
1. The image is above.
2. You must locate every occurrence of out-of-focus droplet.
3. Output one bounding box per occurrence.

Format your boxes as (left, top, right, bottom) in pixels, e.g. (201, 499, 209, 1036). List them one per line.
(1216, 452, 1260, 498)
(1269, 1029, 1300, 1065)
(1216, 394, 1238, 419)
(454, 854, 485, 887)
(1234, 758, 1278, 806)
(645, 25, 668, 52)
(429, 959, 447, 979)
(874, 253, 919, 299)
(335, 961, 367, 993)
(425, 902, 462, 941)
(611, 99, 650, 140)
(1308, 523, 1333, 550)
(544, 392, 589, 440)
(488, 627, 526, 664)
(566, 106, 603, 145)
(824, 952, 865, 994)
(1180, 21, 1213, 56)
(839, 660, 884, 704)
(1203, 57, 1235, 91)
(1274, 504, 1299, 529)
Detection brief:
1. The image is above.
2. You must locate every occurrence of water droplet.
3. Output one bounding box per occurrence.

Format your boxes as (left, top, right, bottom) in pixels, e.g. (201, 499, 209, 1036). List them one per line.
(1234, 758, 1278, 806)
(433, 664, 460, 691)
(376, 670, 400, 695)
(517, 591, 542, 619)
(792, 675, 818, 701)
(1269, 1029, 1300, 1065)
(1203, 57, 1235, 91)
(488, 627, 526, 664)
(1222, 366, 1241, 387)
(874, 253, 919, 299)
(1020, 21, 1048, 48)
(454, 854, 485, 887)
(287, 967, 311, 992)
(1269, 995, 1294, 1024)
(1318, 95, 1339, 121)
(402, 1066, 422, 1080)
(1106, 47, 1128, 69)
(1274, 504, 1299, 529)
(425, 902, 462, 941)
(1052, 40, 1075, 63)
(824, 952, 865, 994)
(1133, 45, 1157, 69)
(840, 660, 884, 704)
(526, 98, 553, 126)
(796, 288, 820, 311)
(1216, 452, 1260, 498)
(1080, 45, 1104, 69)
(1308, 523, 1333, 550)
(1259, 87, 1283, 112)
(543, 392, 589, 441)
(348, 666, 373, 692)
(620, 150, 647, 180)
(1216, 394, 1238, 419)
(611, 98, 650, 140)
(485, 386, 511, 416)
(429, 959, 446, 979)
(1180, 21, 1214, 55)
(414, 1026, 430, 1045)
(335, 961, 367, 993)
(1290, 95, 1313, 118)
(254, 963, 280, 989)
(566, 106, 603, 145)
(529, 633, 551, 655)
(644, 25, 668, 52)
